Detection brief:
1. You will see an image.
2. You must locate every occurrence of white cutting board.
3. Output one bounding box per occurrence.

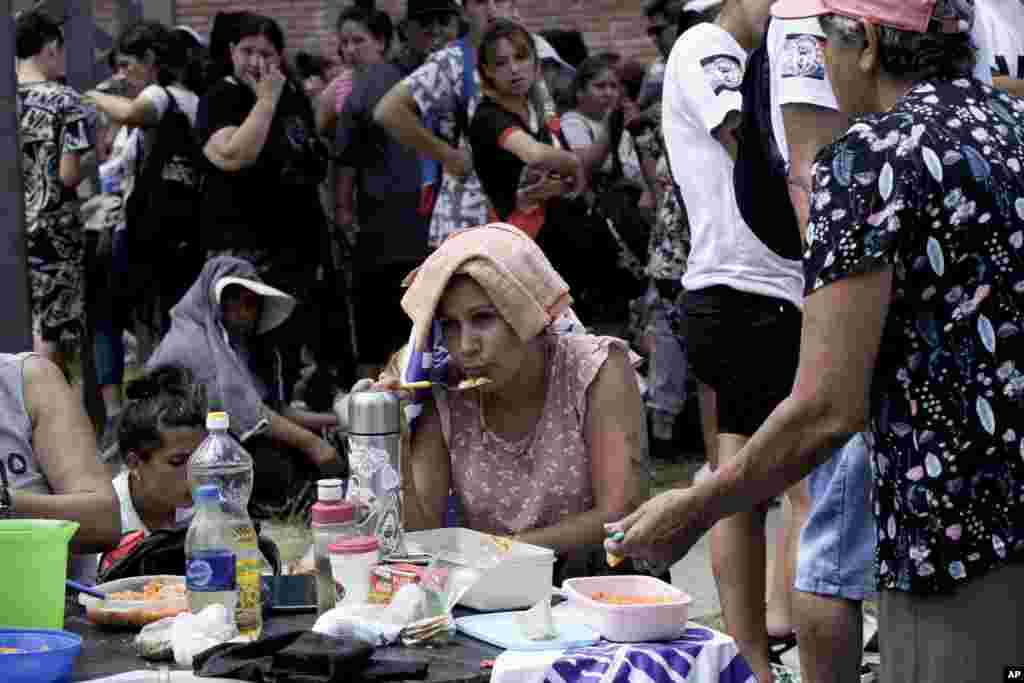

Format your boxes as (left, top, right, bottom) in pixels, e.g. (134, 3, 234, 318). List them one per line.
(457, 611, 600, 651)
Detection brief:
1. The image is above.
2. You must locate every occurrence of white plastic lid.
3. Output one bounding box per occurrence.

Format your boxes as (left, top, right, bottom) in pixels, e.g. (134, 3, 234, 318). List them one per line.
(317, 478, 344, 502)
(206, 411, 229, 430)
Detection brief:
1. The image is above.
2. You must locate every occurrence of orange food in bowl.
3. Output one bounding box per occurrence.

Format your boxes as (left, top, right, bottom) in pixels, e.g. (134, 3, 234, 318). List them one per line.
(589, 591, 678, 605)
(88, 579, 188, 628)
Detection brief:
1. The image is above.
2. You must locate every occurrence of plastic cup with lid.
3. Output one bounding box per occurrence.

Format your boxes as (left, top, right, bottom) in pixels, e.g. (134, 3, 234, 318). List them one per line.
(329, 536, 380, 605)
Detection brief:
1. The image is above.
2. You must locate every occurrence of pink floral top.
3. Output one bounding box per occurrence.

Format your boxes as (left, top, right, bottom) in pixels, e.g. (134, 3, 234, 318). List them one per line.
(437, 333, 628, 536)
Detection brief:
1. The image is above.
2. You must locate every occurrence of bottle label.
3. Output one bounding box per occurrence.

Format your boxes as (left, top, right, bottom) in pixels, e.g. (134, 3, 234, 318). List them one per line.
(233, 525, 258, 551)
(236, 558, 262, 632)
(187, 550, 236, 592)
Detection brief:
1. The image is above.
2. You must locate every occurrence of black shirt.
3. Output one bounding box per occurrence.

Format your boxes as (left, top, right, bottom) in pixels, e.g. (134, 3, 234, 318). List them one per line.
(336, 62, 427, 265)
(469, 97, 553, 221)
(195, 78, 325, 254)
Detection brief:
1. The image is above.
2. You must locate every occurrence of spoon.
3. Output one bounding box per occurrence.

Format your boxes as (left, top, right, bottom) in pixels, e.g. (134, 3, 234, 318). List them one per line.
(66, 579, 107, 600)
(399, 378, 493, 392)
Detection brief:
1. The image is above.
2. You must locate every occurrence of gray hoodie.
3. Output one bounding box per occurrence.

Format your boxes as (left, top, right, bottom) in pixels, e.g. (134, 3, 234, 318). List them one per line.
(147, 256, 295, 438)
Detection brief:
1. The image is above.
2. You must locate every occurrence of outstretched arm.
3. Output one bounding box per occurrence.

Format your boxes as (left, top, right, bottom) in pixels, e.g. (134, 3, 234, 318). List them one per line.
(374, 82, 471, 178)
(18, 356, 120, 553)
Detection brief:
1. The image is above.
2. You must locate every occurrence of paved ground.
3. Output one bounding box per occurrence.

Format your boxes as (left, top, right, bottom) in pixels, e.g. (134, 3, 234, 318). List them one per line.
(654, 458, 878, 678)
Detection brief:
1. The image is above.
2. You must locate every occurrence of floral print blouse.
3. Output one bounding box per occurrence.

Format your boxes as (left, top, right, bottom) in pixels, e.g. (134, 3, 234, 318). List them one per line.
(436, 333, 628, 537)
(805, 77, 1024, 594)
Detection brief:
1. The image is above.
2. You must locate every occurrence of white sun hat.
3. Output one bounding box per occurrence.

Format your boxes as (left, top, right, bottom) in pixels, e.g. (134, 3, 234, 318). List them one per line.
(213, 276, 297, 335)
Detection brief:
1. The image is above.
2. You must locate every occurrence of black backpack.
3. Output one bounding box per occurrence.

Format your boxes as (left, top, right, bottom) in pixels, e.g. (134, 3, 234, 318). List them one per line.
(732, 18, 803, 262)
(97, 527, 282, 584)
(123, 88, 204, 298)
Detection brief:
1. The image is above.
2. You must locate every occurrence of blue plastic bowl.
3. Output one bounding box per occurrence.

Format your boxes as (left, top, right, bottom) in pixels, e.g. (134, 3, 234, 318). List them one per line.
(0, 629, 82, 683)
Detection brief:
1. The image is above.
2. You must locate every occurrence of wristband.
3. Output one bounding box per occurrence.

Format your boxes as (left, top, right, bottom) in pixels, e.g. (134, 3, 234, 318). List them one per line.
(0, 465, 11, 518)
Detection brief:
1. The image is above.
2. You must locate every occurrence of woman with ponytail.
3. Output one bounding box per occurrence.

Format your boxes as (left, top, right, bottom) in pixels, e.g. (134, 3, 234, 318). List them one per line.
(113, 365, 205, 537)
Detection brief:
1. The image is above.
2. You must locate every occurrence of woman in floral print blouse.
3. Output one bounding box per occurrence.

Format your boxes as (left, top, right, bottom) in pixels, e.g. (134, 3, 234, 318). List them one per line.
(607, 0, 1024, 680)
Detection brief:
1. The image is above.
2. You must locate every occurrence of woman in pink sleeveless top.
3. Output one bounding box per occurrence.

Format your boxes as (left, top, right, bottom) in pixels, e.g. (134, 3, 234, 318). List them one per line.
(392, 223, 647, 579)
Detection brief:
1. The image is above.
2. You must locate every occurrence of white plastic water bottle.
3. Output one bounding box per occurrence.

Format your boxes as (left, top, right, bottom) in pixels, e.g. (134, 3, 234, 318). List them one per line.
(185, 485, 238, 619)
(188, 411, 263, 638)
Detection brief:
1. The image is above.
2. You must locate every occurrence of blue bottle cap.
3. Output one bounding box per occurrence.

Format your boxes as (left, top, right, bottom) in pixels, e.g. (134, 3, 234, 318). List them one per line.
(194, 484, 222, 503)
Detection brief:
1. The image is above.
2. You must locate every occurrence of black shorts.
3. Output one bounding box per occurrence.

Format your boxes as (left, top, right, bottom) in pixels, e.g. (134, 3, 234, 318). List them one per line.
(684, 285, 801, 438)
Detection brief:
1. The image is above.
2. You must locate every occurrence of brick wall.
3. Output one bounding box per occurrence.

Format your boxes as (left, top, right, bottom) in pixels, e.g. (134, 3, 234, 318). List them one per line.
(97, 0, 656, 67)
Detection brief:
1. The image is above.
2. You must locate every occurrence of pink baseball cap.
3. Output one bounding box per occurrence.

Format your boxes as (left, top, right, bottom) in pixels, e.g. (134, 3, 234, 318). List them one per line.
(771, 0, 971, 35)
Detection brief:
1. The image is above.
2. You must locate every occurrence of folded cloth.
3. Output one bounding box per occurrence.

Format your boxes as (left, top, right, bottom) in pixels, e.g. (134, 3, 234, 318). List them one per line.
(192, 630, 429, 683)
(401, 223, 573, 353)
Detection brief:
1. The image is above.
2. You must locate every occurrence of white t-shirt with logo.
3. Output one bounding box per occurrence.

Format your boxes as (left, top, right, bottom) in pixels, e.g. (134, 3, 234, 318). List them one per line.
(974, 0, 1024, 81)
(662, 22, 804, 307)
(767, 18, 838, 167)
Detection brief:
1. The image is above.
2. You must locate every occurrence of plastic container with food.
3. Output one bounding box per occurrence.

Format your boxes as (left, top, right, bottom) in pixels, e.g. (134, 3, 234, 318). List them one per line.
(562, 575, 692, 642)
(0, 628, 82, 683)
(404, 528, 555, 611)
(78, 575, 189, 628)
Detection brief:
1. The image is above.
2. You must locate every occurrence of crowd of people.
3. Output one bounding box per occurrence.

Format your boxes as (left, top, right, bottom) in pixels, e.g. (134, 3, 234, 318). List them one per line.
(7, 0, 1024, 681)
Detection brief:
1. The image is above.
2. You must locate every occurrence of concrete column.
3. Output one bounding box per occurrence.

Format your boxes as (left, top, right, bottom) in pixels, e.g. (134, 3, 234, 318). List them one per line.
(0, 2, 32, 353)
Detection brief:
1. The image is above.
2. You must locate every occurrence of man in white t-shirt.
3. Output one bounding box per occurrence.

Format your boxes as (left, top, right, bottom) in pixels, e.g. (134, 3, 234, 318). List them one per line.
(661, 2, 804, 681)
(974, 0, 1024, 95)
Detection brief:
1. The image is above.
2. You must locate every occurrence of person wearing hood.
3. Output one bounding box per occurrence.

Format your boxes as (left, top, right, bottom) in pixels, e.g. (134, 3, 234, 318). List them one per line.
(147, 257, 341, 516)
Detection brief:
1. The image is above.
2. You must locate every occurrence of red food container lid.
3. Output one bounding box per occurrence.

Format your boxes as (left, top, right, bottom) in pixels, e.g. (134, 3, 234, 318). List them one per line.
(329, 536, 380, 555)
(312, 500, 357, 525)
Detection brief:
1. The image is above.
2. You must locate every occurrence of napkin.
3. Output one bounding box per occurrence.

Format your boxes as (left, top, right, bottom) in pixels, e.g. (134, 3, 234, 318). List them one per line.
(516, 594, 557, 641)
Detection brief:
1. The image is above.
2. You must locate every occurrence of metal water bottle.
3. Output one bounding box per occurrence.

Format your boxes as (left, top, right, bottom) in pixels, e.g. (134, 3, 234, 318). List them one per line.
(346, 392, 405, 557)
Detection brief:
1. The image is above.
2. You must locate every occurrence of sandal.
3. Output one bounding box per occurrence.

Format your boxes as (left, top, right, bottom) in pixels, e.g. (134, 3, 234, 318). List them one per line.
(767, 632, 798, 665)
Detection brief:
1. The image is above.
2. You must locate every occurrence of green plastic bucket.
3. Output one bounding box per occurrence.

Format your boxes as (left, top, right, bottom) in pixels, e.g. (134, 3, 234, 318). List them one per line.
(0, 520, 79, 629)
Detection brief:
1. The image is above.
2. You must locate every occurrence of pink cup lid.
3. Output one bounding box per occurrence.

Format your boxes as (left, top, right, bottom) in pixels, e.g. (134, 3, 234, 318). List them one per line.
(329, 536, 380, 555)
(312, 500, 357, 525)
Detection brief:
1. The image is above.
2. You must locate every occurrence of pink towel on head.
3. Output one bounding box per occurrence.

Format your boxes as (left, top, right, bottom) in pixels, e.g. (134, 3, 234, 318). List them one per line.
(400, 223, 573, 352)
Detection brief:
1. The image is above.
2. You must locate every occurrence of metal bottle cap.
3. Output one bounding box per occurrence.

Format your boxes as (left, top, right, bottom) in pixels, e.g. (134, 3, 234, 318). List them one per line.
(348, 391, 401, 435)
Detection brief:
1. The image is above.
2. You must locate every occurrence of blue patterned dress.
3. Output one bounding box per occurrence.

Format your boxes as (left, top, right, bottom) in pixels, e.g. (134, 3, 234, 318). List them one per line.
(805, 77, 1024, 594)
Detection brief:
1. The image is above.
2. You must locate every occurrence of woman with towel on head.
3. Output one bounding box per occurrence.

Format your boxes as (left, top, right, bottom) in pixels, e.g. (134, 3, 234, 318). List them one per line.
(379, 222, 647, 581)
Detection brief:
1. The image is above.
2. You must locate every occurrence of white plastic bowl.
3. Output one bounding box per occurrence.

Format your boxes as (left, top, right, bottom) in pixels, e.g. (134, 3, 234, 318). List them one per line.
(404, 528, 555, 611)
(563, 575, 692, 642)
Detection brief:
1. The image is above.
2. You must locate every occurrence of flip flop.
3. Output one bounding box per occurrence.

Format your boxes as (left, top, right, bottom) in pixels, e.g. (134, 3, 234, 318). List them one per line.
(767, 631, 798, 665)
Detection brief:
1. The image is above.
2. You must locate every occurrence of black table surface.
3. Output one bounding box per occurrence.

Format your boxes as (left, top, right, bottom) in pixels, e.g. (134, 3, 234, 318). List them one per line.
(66, 603, 501, 682)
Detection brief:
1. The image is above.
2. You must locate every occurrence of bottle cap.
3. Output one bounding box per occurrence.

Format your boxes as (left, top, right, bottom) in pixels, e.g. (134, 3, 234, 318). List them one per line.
(312, 499, 357, 525)
(194, 484, 222, 503)
(348, 391, 400, 435)
(329, 536, 380, 555)
(206, 411, 229, 430)
(317, 479, 344, 502)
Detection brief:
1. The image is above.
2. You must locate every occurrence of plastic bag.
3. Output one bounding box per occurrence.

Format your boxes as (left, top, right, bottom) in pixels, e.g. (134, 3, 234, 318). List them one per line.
(313, 583, 428, 646)
(170, 604, 239, 667)
(135, 616, 176, 661)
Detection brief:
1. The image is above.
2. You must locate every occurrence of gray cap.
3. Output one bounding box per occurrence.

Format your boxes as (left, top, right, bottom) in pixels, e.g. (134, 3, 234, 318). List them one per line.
(348, 391, 401, 435)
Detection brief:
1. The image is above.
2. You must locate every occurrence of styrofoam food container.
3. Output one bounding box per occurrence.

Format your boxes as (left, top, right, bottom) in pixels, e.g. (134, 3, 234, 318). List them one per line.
(563, 575, 692, 642)
(404, 528, 556, 611)
(78, 575, 188, 627)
